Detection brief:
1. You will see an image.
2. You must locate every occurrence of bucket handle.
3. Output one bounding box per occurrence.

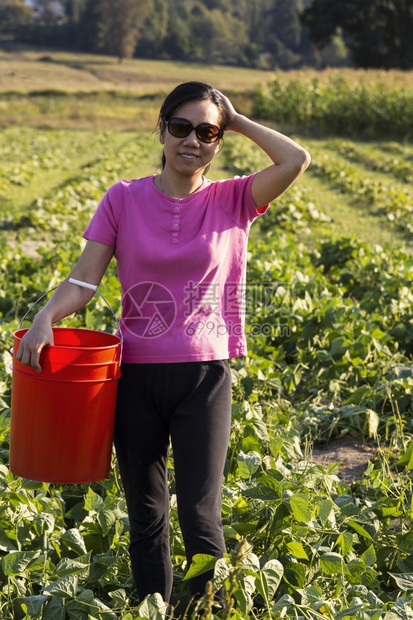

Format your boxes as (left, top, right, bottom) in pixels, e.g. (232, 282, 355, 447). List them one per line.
(19, 278, 123, 362)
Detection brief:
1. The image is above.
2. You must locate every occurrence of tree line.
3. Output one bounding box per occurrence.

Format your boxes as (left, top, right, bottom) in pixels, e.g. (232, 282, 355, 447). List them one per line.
(1, 0, 412, 70)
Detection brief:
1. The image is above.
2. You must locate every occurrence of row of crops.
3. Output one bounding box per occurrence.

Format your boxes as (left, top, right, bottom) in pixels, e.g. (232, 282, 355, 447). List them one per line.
(0, 126, 412, 619)
(254, 72, 413, 139)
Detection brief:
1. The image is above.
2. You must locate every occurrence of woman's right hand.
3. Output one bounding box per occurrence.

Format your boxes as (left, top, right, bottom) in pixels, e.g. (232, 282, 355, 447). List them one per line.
(15, 314, 54, 373)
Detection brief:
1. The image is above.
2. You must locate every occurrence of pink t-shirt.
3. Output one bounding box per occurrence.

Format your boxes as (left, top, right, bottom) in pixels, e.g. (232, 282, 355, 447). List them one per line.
(83, 174, 268, 363)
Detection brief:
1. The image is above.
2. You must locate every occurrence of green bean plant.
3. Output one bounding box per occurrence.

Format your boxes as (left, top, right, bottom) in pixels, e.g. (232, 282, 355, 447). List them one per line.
(0, 126, 412, 619)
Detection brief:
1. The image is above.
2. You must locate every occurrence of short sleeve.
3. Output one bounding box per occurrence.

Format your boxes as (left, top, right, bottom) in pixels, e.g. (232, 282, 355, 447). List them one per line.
(213, 174, 269, 227)
(83, 182, 124, 247)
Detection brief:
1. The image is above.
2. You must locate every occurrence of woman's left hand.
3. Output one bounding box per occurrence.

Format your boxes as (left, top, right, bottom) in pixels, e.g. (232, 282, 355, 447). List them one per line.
(217, 91, 239, 131)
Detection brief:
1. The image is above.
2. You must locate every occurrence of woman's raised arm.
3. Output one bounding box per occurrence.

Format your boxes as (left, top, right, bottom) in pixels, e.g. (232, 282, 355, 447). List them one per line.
(220, 92, 311, 209)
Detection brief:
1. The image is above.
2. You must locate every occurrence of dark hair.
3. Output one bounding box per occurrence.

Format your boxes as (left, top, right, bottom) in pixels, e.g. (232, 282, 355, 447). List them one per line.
(158, 81, 229, 170)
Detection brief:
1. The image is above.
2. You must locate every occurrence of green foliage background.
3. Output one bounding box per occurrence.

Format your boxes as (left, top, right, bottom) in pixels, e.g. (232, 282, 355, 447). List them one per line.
(4, 0, 413, 69)
(0, 64, 412, 618)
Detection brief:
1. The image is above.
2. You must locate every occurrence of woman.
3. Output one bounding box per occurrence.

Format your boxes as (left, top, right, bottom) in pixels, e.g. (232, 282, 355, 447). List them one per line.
(16, 82, 310, 604)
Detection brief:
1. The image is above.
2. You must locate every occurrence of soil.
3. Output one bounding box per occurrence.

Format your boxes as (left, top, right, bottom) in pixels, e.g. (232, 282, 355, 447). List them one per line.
(7, 239, 47, 257)
(308, 435, 377, 484)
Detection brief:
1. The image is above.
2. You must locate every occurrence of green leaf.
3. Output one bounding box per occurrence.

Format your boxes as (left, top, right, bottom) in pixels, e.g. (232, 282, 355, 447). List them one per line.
(336, 531, 354, 556)
(299, 586, 324, 605)
(327, 463, 341, 478)
(361, 567, 377, 587)
(28, 553, 49, 573)
(347, 519, 373, 541)
(272, 593, 295, 610)
(136, 593, 169, 618)
(43, 574, 78, 598)
(2, 551, 38, 576)
(65, 590, 107, 620)
(55, 556, 90, 578)
(290, 494, 312, 523)
(336, 605, 364, 618)
(361, 544, 377, 567)
(0, 530, 17, 553)
(212, 557, 231, 589)
(286, 542, 309, 560)
(398, 532, 413, 554)
(242, 436, 261, 453)
(237, 451, 261, 479)
(42, 596, 66, 620)
(84, 488, 104, 512)
(61, 529, 87, 555)
(270, 436, 284, 458)
(346, 559, 365, 583)
(21, 478, 46, 491)
(320, 552, 344, 575)
(183, 554, 218, 581)
(396, 443, 413, 470)
(255, 572, 270, 607)
(391, 597, 413, 618)
(98, 509, 116, 535)
(317, 499, 334, 527)
(397, 554, 413, 573)
(17, 595, 48, 616)
(260, 559, 283, 600)
(329, 336, 349, 357)
(35, 512, 55, 536)
(108, 589, 128, 606)
(242, 483, 280, 501)
(233, 587, 250, 615)
(389, 572, 413, 591)
(283, 562, 306, 587)
(240, 552, 260, 573)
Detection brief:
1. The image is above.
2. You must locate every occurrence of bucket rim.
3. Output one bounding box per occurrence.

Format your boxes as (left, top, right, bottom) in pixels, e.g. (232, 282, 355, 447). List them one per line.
(13, 326, 121, 351)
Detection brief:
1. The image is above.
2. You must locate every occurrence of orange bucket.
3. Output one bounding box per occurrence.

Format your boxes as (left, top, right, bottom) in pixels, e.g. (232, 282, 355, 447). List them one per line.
(10, 278, 123, 484)
(10, 326, 121, 484)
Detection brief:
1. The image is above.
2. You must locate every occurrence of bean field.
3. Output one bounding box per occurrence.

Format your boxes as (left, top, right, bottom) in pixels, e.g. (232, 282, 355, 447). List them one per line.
(0, 58, 413, 619)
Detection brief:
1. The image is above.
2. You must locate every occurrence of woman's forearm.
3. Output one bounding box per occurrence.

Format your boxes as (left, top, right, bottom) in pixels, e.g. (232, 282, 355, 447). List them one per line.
(16, 240, 114, 372)
(34, 279, 96, 326)
(229, 113, 310, 169)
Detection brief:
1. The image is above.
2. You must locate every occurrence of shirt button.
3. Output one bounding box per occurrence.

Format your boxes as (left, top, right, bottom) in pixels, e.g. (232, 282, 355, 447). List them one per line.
(173, 223, 179, 228)
(173, 232, 178, 237)
(174, 206, 180, 212)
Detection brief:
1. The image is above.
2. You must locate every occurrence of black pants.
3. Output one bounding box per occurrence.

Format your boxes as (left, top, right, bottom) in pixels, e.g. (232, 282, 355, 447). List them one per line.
(113, 360, 232, 603)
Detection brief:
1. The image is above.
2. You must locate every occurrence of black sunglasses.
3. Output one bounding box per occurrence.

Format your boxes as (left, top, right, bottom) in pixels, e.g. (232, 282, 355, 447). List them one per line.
(164, 117, 222, 143)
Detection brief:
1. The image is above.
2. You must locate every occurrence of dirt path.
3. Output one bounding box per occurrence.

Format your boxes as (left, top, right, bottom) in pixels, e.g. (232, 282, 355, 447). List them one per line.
(309, 436, 377, 484)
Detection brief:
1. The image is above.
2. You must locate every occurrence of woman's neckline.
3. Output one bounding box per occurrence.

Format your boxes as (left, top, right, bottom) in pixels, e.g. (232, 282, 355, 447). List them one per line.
(153, 173, 205, 199)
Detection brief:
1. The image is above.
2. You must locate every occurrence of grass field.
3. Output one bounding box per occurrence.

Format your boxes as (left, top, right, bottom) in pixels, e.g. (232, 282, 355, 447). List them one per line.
(1, 126, 411, 254)
(2, 47, 413, 94)
(0, 46, 272, 93)
(0, 45, 276, 130)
